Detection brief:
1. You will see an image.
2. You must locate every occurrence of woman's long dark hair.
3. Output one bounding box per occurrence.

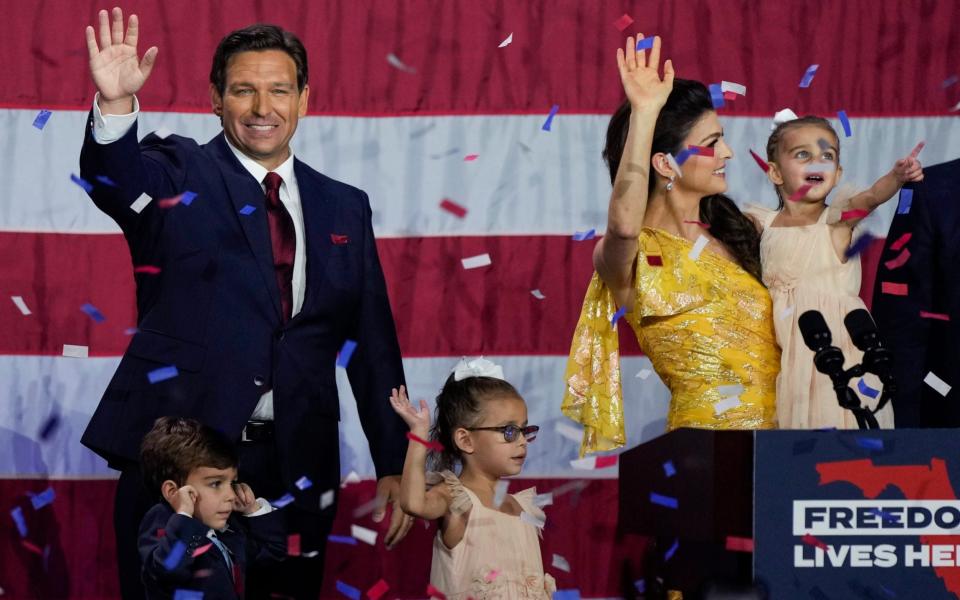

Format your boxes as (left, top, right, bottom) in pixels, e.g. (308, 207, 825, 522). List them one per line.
(602, 79, 763, 282)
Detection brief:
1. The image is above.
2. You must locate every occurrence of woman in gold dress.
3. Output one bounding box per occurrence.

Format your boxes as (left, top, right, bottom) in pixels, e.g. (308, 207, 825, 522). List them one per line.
(563, 35, 781, 456)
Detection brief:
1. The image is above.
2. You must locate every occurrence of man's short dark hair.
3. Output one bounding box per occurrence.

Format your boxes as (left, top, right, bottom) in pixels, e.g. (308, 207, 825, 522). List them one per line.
(210, 24, 308, 95)
(140, 416, 238, 492)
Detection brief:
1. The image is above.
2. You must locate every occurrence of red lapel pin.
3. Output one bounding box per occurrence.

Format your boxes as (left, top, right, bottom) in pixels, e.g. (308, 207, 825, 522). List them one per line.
(331, 234, 349, 245)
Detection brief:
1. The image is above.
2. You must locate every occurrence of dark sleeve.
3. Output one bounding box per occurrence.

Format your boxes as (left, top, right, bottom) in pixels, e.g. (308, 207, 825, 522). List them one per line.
(138, 511, 210, 588)
(345, 192, 409, 480)
(242, 508, 288, 565)
(871, 183, 934, 427)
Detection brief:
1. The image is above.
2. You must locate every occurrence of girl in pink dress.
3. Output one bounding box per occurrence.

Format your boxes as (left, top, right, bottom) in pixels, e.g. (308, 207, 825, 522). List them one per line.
(747, 114, 923, 428)
(389, 358, 556, 599)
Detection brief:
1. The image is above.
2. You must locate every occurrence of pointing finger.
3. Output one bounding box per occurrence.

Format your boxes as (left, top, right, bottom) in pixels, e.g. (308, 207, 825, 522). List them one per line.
(909, 141, 925, 159)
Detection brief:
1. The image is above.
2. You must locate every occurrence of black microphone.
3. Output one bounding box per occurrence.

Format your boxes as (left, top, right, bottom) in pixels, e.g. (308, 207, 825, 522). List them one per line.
(844, 307, 896, 388)
(798, 310, 845, 377)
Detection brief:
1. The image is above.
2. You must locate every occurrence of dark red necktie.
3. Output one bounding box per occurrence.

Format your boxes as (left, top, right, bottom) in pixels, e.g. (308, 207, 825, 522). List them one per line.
(263, 172, 295, 323)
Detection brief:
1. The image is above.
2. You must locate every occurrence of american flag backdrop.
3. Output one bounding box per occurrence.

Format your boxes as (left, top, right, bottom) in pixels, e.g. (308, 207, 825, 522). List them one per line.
(2, 1, 960, 597)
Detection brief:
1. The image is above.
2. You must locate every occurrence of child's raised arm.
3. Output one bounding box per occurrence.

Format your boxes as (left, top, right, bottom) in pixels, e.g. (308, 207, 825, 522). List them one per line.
(837, 142, 924, 226)
(388, 386, 450, 520)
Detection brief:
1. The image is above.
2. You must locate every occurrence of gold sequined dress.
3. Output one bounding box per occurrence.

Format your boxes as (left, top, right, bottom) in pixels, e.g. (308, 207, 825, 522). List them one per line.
(563, 228, 781, 454)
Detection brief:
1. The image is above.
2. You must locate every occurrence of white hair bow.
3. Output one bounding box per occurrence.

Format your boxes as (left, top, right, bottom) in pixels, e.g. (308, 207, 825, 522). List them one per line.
(453, 356, 505, 381)
(772, 108, 800, 130)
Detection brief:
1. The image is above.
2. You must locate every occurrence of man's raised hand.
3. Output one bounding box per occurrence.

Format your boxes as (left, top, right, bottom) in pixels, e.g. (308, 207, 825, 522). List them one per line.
(85, 7, 158, 113)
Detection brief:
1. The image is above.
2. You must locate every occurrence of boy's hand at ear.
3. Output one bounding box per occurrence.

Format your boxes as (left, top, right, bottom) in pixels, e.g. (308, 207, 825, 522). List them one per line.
(171, 485, 198, 516)
(233, 482, 261, 515)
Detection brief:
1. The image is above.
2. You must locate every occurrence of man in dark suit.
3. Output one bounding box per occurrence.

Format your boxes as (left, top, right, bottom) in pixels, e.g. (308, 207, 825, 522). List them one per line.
(872, 157, 960, 427)
(78, 8, 413, 599)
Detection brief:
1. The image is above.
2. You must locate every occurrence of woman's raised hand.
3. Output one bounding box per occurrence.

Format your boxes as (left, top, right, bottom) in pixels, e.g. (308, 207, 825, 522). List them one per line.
(616, 35, 674, 112)
(85, 7, 158, 105)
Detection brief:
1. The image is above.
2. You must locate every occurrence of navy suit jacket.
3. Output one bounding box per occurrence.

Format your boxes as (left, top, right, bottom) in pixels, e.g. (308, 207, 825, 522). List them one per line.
(138, 502, 286, 600)
(78, 116, 408, 506)
(871, 158, 960, 426)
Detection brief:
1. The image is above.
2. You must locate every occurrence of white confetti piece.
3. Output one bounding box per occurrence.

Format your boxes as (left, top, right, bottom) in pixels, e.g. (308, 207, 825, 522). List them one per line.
(772, 108, 800, 129)
(636, 368, 652, 379)
(493, 481, 509, 508)
(340, 470, 361, 488)
(688, 235, 709, 261)
(924, 372, 952, 397)
(570, 455, 618, 470)
(530, 289, 546, 300)
(302, 550, 320, 558)
(716, 384, 745, 397)
(520, 510, 545, 529)
(130, 193, 152, 214)
(386, 53, 417, 73)
(778, 305, 796, 321)
(153, 127, 173, 139)
(320, 489, 335, 510)
(714, 395, 741, 415)
(461, 253, 492, 270)
(533, 492, 553, 508)
(555, 421, 583, 443)
(498, 32, 513, 48)
(62, 344, 88, 358)
(11, 296, 31, 315)
(552, 553, 571, 572)
(665, 152, 683, 178)
(720, 81, 747, 96)
(350, 524, 378, 546)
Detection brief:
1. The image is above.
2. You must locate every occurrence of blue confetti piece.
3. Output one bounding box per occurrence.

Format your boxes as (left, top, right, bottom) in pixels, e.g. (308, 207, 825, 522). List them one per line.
(634, 580, 646, 593)
(611, 306, 626, 327)
(662, 460, 676, 477)
(70, 173, 94, 193)
(837, 110, 852, 137)
(541, 104, 560, 131)
(942, 75, 959, 89)
(30, 487, 56, 510)
(867, 508, 899, 524)
(147, 365, 179, 384)
(572, 229, 595, 241)
(95, 175, 118, 187)
(336, 340, 358, 369)
(239, 204, 256, 215)
(635, 37, 655, 51)
(33, 109, 52, 130)
(799, 64, 820, 88)
(328, 534, 358, 545)
(180, 191, 197, 206)
(295, 476, 313, 490)
(664, 537, 679, 561)
(335, 581, 361, 600)
(708, 83, 725, 109)
(552, 591, 582, 600)
(880, 584, 896, 598)
(896, 188, 913, 215)
(857, 378, 880, 399)
(856, 436, 884, 451)
(650, 492, 678, 509)
(845, 233, 875, 259)
(80, 302, 106, 323)
(39, 413, 61, 440)
(10, 506, 28, 537)
(173, 590, 204, 600)
(273, 493, 296, 508)
(675, 148, 694, 165)
(162, 540, 187, 571)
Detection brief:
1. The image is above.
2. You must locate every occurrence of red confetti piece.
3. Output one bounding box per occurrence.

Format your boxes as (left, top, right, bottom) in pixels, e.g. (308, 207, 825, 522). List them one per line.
(840, 209, 870, 221)
(439, 198, 467, 218)
(613, 13, 634, 31)
(367, 579, 390, 600)
(157, 195, 183, 209)
(156, 528, 166, 538)
(788, 184, 813, 202)
(884, 248, 911, 270)
(331, 234, 349, 245)
(889, 232, 912, 251)
(427, 584, 448, 600)
(191, 542, 213, 557)
(688, 145, 715, 157)
(21, 540, 44, 555)
(134, 265, 162, 274)
(683, 220, 710, 228)
(406, 431, 444, 452)
(595, 455, 619, 469)
(920, 311, 950, 321)
(463, 154, 479, 161)
(287, 533, 301, 556)
(646, 255, 663, 266)
(801, 533, 828, 550)
(725, 536, 755, 552)
(723, 91, 737, 101)
(749, 149, 770, 172)
(881, 282, 909, 296)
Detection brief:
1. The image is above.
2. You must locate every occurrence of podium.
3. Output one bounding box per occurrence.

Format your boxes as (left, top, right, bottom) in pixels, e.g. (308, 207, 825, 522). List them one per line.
(617, 428, 960, 599)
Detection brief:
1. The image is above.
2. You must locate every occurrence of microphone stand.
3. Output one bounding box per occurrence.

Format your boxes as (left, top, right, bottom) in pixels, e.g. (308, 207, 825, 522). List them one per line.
(813, 350, 881, 430)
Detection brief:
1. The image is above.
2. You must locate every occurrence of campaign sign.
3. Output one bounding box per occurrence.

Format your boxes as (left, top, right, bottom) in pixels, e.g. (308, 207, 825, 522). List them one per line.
(755, 430, 960, 599)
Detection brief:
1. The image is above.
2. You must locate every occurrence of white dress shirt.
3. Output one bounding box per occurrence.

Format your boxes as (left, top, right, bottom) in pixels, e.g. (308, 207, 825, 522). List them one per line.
(92, 94, 307, 420)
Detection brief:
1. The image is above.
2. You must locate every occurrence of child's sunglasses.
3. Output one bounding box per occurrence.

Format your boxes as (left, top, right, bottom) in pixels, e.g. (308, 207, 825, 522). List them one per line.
(466, 424, 539, 443)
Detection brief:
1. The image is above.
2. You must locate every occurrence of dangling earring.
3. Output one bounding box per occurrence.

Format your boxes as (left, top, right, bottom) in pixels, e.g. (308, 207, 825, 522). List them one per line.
(665, 176, 675, 192)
